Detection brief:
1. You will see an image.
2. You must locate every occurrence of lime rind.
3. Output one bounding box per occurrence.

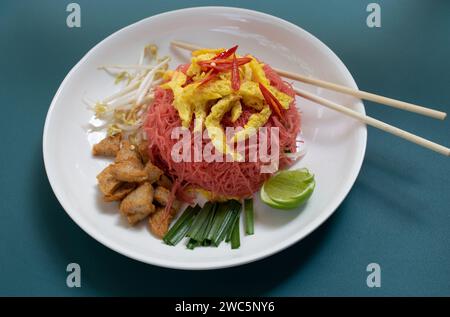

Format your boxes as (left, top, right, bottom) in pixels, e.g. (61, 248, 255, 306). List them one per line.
(260, 186, 296, 210)
(270, 180, 315, 206)
(260, 168, 316, 210)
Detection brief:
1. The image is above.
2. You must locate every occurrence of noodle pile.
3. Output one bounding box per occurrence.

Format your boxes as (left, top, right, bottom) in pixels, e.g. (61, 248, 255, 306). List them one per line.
(145, 65, 301, 200)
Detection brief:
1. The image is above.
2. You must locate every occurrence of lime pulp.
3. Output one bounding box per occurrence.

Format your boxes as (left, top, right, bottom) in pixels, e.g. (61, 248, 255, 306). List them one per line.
(261, 168, 315, 210)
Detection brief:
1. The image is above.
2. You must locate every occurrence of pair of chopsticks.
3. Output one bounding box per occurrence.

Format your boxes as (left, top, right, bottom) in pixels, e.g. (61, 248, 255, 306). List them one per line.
(171, 40, 449, 156)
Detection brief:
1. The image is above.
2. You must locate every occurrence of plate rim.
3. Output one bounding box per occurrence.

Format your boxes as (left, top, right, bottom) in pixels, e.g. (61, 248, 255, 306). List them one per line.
(43, 6, 367, 270)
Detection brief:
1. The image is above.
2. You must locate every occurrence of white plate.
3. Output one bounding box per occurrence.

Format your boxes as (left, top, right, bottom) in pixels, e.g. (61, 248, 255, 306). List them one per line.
(43, 7, 366, 270)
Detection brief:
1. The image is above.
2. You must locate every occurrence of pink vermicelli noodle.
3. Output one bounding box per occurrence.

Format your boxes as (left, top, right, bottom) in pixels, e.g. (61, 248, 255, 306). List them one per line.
(144, 64, 301, 202)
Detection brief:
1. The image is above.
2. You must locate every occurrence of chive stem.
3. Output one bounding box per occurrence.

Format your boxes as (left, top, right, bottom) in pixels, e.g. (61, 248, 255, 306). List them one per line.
(212, 200, 241, 246)
(244, 198, 254, 235)
(186, 238, 200, 250)
(163, 205, 200, 246)
(187, 202, 213, 239)
(230, 214, 240, 249)
(226, 209, 240, 242)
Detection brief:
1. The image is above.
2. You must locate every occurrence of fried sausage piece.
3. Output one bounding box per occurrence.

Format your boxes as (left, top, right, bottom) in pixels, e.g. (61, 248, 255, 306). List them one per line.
(149, 198, 182, 238)
(111, 161, 148, 182)
(157, 174, 173, 190)
(148, 206, 178, 238)
(92, 133, 122, 157)
(138, 140, 150, 164)
(119, 182, 155, 225)
(153, 185, 181, 210)
(154, 186, 170, 206)
(97, 165, 122, 196)
(104, 182, 136, 202)
(144, 161, 163, 184)
(148, 181, 181, 238)
(110, 139, 148, 182)
(115, 140, 142, 165)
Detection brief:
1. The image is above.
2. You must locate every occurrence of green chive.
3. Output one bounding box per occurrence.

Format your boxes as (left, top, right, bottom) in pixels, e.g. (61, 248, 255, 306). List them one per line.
(212, 200, 241, 246)
(226, 209, 240, 242)
(206, 203, 228, 242)
(230, 214, 240, 249)
(211, 203, 235, 246)
(186, 238, 200, 250)
(192, 204, 216, 243)
(244, 198, 254, 235)
(163, 205, 200, 246)
(201, 203, 217, 244)
(202, 240, 211, 246)
(187, 202, 214, 238)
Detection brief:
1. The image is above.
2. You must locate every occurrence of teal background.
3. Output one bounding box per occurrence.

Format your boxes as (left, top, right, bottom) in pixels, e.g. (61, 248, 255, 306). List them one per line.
(0, 0, 449, 296)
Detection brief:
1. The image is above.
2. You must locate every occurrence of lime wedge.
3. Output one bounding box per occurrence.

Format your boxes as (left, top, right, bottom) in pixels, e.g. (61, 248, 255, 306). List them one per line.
(260, 186, 287, 209)
(261, 168, 315, 210)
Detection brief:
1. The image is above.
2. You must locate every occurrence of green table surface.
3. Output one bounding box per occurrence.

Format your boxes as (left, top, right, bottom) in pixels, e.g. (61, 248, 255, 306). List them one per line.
(1, 0, 449, 296)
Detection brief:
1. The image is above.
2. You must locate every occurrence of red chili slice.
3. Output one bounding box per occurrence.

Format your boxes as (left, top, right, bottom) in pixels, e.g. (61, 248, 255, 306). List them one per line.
(182, 76, 194, 87)
(198, 57, 252, 72)
(195, 45, 248, 89)
(198, 69, 219, 87)
(231, 54, 240, 91)
(259, 83, 283, 118)
(213, 45, 238, 60)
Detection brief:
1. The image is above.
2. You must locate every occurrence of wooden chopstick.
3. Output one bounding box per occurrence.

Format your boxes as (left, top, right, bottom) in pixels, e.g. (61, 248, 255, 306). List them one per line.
(171, 40, 447, 120)
(294, 87, 450, 156)
(171, 40, 450, 156)
(275, 68, 446, 120)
